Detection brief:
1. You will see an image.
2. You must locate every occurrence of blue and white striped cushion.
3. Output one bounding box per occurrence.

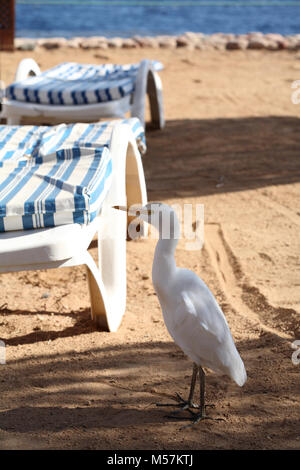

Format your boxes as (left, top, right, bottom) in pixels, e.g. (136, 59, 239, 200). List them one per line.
(0, 118, 146, 232)
(6, 61, 163, 106)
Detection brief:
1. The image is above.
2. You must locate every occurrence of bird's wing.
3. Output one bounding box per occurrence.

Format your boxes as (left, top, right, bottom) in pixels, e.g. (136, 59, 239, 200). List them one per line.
(172, 289, 223, 341)
(169, 273, 237, 373)
(173, 272, 227, 341)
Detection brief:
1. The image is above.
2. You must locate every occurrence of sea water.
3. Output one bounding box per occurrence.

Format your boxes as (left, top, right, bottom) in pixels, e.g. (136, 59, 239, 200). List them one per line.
(16, 1, 300, 38)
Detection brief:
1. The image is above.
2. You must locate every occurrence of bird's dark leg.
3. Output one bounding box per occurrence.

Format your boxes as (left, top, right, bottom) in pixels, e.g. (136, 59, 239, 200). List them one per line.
(183, 366, 225, 427)
(198, 366, 206, 418)
(177, 362, 199, 409)
(156, 363, 199, 412)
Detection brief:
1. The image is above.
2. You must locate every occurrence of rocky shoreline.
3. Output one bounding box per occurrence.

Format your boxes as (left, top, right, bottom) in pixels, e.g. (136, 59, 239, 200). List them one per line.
(14, 32, 300, 52)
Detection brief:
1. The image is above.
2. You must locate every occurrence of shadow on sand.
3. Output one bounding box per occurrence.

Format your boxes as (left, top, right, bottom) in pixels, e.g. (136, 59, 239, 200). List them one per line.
(145, 116, 300, 199)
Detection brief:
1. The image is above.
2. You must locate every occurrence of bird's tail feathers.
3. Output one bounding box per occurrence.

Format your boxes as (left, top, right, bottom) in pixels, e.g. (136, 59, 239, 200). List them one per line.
(231, 356, 247, 387)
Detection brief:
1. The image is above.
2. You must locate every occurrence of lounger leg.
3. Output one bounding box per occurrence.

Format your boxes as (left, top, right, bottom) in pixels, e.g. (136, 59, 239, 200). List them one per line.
(147, 70, 165, 130)
(85, 252, 110, 331)
(131, 60, 165, 130)
(85, 208, 127, 332)
(85, 124, 148, 331)
(125, 143, 148, 239)
(6, 115, 21, 125)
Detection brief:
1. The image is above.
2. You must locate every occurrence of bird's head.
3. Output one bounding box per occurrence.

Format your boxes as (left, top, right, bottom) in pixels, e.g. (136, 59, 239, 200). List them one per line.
(113, 202, 180, 239)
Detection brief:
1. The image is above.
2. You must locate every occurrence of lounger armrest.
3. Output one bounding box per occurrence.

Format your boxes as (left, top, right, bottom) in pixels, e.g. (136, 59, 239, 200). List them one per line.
(15, 58, 41, 82)
(131, 59, 165, 129)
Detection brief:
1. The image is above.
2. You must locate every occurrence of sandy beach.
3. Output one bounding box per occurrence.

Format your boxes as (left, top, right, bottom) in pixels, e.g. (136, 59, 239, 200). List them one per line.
(0, 46, 299, 450)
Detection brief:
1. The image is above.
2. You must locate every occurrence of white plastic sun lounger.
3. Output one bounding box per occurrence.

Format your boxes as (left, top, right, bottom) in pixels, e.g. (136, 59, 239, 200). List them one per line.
(3, 59, 165, 130)
(0, 118, 147, 332)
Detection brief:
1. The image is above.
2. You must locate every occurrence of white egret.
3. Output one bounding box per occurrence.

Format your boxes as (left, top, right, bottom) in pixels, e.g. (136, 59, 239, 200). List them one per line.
(115, 202, 247, 425)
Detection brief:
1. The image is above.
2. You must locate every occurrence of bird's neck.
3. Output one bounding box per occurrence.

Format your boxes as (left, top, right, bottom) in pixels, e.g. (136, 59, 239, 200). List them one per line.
(151, 207, 180, 290)
(152, 238, 178, 289)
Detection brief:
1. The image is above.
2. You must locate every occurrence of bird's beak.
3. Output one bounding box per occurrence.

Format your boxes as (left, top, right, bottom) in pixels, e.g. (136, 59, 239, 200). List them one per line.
(112, 205, 153, 216)
(113, 205, 128, 212)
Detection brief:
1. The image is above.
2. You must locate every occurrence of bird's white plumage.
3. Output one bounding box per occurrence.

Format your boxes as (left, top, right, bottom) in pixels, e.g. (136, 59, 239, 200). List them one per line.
(140, 203, 247, 388)
(155, 267, 246, 386)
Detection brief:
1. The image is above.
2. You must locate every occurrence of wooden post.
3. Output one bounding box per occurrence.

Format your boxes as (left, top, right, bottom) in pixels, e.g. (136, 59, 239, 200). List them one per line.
(0, 0, 15, 51)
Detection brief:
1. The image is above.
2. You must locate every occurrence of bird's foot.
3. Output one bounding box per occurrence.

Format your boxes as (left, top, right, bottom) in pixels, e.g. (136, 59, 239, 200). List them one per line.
(178, 409, 225, 429)
(156, 392, 198, 414)
(175, 393, 215, 410)
(174, 392, 200, 410)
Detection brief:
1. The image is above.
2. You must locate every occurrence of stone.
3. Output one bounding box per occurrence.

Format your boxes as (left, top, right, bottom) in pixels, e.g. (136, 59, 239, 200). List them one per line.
(265, 33, 284, 42)
(132, 36, 159, 48)
(247, 31, 264, 39)
(208, 35, 227, 50)
(107, 37, 123, 48)
(122, 38, 138, 48)
(81, 37, 108, 49)
(176, 34, 191, 48)
(67, 37, 82, 48)
(15, 38, 37, 51)
(286, 37, 300, 51)
(222, 33, 236, 41)
(247, 38, 267, 50)
(132, 35, 149, 47)
(176, 32, 206, 49)
(158, 35, 177, 49)
(184, 32, 204, 44)
(265, 33, 287, 50)
(226, 38, 248, 50)
(264, 40, 279, 51)
(39, 37, 68, 49)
